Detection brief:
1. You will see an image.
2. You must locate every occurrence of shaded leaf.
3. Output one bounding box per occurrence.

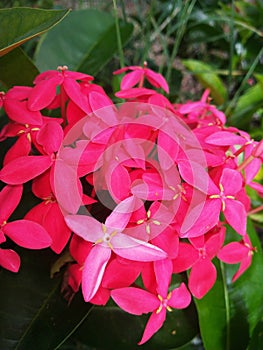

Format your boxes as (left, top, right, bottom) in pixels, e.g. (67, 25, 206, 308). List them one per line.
(182, 59, 227, 105)
(35, 9, 133, 75)
(230, 83, 263, 129)
(69, 301, 199, 350)
(0, 248, 92, 350)
(0, 7, 70, 57)
(0, 47, 39, 88)
(194, 219, 263, 350)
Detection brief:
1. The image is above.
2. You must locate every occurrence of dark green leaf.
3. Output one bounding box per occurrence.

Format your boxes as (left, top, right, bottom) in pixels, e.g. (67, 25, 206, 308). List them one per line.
(0, 248, 92, 350)
(0, 47, 39, 88)
(70, 301, 199, 350)
(0, 7, 70, 56)
(34, 9, 133, 75)
(194, 220, 263, 350)
(230, 84, 263, 129)
(182, 59, 227, 105)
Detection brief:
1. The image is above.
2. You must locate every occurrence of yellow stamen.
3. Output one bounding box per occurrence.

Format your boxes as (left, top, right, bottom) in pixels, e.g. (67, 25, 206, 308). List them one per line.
(102, 223, 107, 233)
(166, 306, 173, 312)
(146, 210, 151, 219)
(136, 219, 144, 225)
(146, 224, 151, 234)
(152, 220, 161, 226)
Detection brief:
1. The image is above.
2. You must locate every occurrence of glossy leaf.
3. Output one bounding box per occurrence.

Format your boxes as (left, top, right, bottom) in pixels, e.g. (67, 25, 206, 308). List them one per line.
(182, 59, 227, 105)
(69, 301, 199, 350)
(0, 248, 92, 350)
(0, 7, 70, 57)
(194, 219, 263, 350)
(230, 83, 263, 129)
(35, 9, 133, 75)
(0, 47, 39, 88)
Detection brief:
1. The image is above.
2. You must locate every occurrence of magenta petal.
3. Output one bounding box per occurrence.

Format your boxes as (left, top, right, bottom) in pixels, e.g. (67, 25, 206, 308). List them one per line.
(138, 308, 166, 345)
(0, 155, 52, 184)
(28, 76, 62, 110)
(105, 196, 135, 231)
(43, 203, 71, 254)
(4, 220, 52, 249)
(121, 70, 143, 90)
(205, 131, 246, 146)
(4, 99, 42, 125)
(3, 134, 31, 165)
(168, 283, 191, 309)
(111, 287, 158, 315)
(82, 245, 111, 302)
(224, 199, 247, 235)
(36, 121, 63, 154)
(232, 256, 252, 282)
(65, 214, 102, 242)
(154, 259, 173, 297)
(53, 159, 83, 214)
(102, 259, 142, 289)
(0, 248, 20, 272)
(146, 69, 169, 93)
(63, 78, 90, 114)
(0, 185, 23, 222)
(173, 243, 199, 273)
(112, 235, 167, 261)
(217, 242, 248, 263)
(220, 168, 243, 195)
(180, 199, 221, 237)
(189, 258, 217, 299)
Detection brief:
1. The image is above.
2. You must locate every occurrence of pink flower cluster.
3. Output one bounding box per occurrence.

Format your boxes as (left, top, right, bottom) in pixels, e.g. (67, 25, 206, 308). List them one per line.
(0, 64, 262, 344)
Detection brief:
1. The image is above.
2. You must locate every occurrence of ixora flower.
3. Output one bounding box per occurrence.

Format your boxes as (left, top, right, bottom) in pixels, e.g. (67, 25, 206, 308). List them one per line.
(111, 259, 191, 344)
(0, 185, 52, 272)
(0, 62, 262, 346)
(65, 196, 167, 302)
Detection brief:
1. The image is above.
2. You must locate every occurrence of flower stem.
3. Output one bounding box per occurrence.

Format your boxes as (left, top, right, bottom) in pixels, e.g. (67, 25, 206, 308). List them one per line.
(113, 0, 125, 68)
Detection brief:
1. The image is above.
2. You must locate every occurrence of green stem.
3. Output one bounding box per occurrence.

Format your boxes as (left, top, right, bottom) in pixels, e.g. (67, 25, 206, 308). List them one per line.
(54, 305, 94, 349)
(228, 0, 235, 90)
(166, 0, 196, 84)
(220, 260, 230, 350)
(113, 0, 125, 68)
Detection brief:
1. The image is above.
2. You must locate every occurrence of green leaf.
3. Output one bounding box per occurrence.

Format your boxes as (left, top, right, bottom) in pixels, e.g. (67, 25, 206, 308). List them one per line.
(0, 248, 92, 350)
(182, 59, 227, 105)
(0, 7, 70, 56)
(34, 9, 133, 75)
(70, 301, 199, 350)
(194, 220, 263, 350)
(230, 83, 263, 129)
(0, 47, 39, 88)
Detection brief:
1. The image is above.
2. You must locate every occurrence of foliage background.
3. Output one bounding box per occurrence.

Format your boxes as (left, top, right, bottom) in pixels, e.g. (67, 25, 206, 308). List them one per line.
(0, 1, 263, 349)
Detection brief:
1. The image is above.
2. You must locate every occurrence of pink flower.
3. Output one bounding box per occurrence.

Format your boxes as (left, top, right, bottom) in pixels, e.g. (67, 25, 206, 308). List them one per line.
(217, 233, 256, 282)
(28, 65, 93, 113)
(111, 259, 191, 344)
(0, 185, 52, 272)
(65, 196, 167, 301)
(173, 227, 225, 298)
(114, 62, 169, 93)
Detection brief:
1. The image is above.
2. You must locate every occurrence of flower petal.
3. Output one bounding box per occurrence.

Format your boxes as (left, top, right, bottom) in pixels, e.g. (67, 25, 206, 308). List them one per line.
(0, 248, 20, 272)
(224, 199, 247, 235)
(111, 287, 158, 315)
(65, 214, 102, 242)
(0, 185, 23, 222)
(82, 245, 111, 302)
(189, 258, 217, 299)
(138, 308, 166, 345)
(0, 155, 52, 185)
(154, 259, 173, 297)
(112, 235, 167, 261)
(168, 283, 192, 309)
(3, 220, 52, 249)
